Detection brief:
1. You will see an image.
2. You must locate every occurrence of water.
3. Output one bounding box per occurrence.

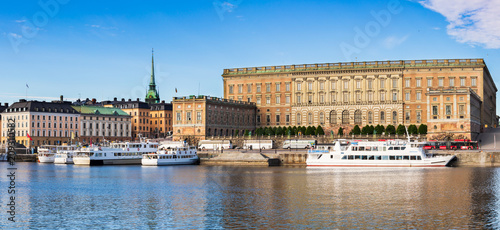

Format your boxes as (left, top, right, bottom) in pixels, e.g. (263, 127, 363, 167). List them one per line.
(1, 163, 500, 229)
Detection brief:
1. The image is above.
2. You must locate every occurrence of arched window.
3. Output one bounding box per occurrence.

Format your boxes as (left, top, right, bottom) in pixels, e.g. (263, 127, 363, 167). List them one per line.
(208, 128, 211, 135)
(308, 113, 313, 124)
(342, 110, 349, 124)
(380, 111, 385, 123)
(330, 111, 337, 124)
(354, 110, 362, 124)
(392, 111, 397, 124)
(368, 111, 373, 124)
(297, 113, 301, 124)
(319, 112, 324, 125)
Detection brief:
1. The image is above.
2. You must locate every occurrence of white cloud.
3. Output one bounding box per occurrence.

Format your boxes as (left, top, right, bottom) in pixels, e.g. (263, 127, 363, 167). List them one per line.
(15, 19, 26, 23)
(8, 33, 22, 39)
(419, 0, 500, 49)
(383, 35, 409, 49)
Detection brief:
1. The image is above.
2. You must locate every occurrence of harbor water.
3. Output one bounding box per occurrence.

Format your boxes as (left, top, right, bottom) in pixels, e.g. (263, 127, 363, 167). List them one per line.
(1, 162, 500, 229)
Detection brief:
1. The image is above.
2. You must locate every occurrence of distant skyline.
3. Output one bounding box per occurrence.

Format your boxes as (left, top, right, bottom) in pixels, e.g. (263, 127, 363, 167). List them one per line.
(1, 0, 499, 111)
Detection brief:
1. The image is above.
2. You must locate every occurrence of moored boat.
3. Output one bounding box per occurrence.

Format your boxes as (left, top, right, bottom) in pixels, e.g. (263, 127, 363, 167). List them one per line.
(74, 142, 159, 165)
(38, 145, 58, 163)
(307, 139, 456, 167)
(142, 146, 199, 166)
(54, 145, 79, 164)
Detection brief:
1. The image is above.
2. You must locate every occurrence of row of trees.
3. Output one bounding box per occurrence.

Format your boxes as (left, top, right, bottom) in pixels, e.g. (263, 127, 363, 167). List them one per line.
(233, 124, 427, 137)
(346, 124, 428, 136)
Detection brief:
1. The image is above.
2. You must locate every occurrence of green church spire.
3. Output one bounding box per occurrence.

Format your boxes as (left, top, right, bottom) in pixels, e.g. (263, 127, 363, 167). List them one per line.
(145, 49, 160, 104)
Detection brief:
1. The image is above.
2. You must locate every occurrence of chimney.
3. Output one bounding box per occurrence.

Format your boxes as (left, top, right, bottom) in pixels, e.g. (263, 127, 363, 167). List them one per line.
(136, 98, 139, 102)
(114, 97, 117, 101)
(92, 98, 96, 104)
(4, 103, 8, 107)
(161, 100, 165, 103)
(60, 95, 64, 101)
(128, 99, 132, 102)
(121, 98, 125, 102)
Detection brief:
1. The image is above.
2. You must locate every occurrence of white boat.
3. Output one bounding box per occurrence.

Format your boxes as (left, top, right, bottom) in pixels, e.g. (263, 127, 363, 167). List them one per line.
(73, 142, 159, 165)
(142, 146, 199, 166)
(307, 139, 456, 167)
(38, 145, 58, 163)
(54, 145, 79, 164)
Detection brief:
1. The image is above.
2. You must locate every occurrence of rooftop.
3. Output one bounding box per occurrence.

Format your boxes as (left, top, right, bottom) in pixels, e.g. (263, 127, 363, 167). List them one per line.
(72, 105, 131, 116)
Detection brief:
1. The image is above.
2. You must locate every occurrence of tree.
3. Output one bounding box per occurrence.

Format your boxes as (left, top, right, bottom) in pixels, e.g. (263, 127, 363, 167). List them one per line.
(375, 124, 385, 134)
(418, 124, 428, 134)
(300, 126, 307, 135)
(352, 125, 361, 135)
(408, 124, 418, 135)
(316, 125, 325, 135)
(361, 125, 371, 135)
(234, 129, 239, 136)
(256, 127, 264, 136)
(305, 126, 314, 135)
(369, 125, 375, 134)
(244, 129, 250, 136)
(276, 126, 283, 136)
(311, 126, 317, 135)
(338, 127, 344, 136)
(386, 125, 396, 135)
(265, 127, 274, 136)
(396, 124, 406, 135)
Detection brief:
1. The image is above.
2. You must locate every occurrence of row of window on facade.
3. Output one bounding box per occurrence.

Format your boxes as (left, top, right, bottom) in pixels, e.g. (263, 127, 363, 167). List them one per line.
(3, 130, 78, 138)
(84, 116, 128, 121)
(83, 123, 128, 130)
(294, 110, 403, 125)
(431, 104, 468, 119)
(229, 82, 291, 94)
(81, 130, 127, 137)
(32, 122, 77, 129)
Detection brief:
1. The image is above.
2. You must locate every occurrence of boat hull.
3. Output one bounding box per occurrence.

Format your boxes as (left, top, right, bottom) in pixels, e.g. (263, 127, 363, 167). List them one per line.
(38, 156, 55, 163)
(142, 158, 199, 166)
(54, 158, 73, 164)
(307, 155, 456, 167)
(74, 158, 142, 165)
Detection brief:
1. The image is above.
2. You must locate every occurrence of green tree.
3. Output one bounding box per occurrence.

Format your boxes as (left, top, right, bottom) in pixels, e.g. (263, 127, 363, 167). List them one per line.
(396, 124, 406, 135)
(300, 126, 307, 135)
(234, 129, 239, 136)
(418, 124, 428, 134)
(305, 126, 314, 135)
(408, 124, 418, 135)
(385, 125, 396, 135)
(255, 127, 262, 136)
(316, 125, 325, 135)
(361, 125, 371, 135)
(338, 127, 344, 136)
(244, 129, 250, 136)
(352, 125, 361, 135)
(311, 126, 317, 135)
(369, 125, 375, 134)
(375, 124, 385, 134)
(276, 126, 283, 136)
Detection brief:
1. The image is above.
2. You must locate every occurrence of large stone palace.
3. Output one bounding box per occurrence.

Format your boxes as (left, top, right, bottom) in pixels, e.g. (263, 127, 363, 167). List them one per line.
(222, 59, 497, 140)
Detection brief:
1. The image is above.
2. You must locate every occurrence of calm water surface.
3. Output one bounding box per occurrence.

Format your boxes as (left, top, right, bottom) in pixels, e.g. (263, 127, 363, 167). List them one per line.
(1, 162, 500, 229)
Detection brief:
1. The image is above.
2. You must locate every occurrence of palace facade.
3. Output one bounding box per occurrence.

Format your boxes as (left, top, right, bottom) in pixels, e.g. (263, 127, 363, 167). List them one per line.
(222, 59, 496, 140)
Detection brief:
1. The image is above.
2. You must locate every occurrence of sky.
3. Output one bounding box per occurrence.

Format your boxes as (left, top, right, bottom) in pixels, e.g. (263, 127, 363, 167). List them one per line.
(1, 0, 499, 111)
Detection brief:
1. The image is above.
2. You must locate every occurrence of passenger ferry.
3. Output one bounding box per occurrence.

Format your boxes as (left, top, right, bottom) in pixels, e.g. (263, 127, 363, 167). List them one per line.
(307, 139, 456, 167)
(73, 142, 159, 165)
(54, 145, 79, 164)
(38, 145, 58, 163)
(142, 146, 199, 166)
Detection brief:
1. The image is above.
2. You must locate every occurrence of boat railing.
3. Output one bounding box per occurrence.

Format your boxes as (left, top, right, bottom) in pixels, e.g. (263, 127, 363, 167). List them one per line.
(308, 150, 329, 153)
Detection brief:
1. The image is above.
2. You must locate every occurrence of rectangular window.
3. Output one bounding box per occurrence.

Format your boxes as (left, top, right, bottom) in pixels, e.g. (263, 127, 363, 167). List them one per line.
(368, 79, 372, 89)
(392, 79, 398, 88)
(416, 79, 421, 87)
(266, 97, 271, 105)
(286, 95, 290, 104)
(380, 79, 385, 89)
(276, 96, 280, 104)
(439, 78, 443, 87)
(296, 95, 301, 103)
(449, 78, 454, 87)
(432, 106, 438, 116)
(297, 83, 302, 91)
(331, 93, 337, 102)
(459, 105, 465, 115)
(331, 81, 337, 90)
(257, 84, 261, 92)
(286, 114, 290, 122)
(308, 95, 313, 103)
(276, 115, 280, 123)
(368, 92, 373, 102)
(471, 78, 477, 86)
(266, 115, 271, 123)
(405, 92, 410, 101)
(229, 85, 234, 94)
(286, 82, 290, 91)
(257, 97, 261, 105)
(238, 85, 243, 93)
(176, 113, 181, 121)
(343, 92, 349, 102)
(344, 80, 349, 89)
(416, 92, 421, 100)
(319, 82, 324, 90)
(266, 83, 271, 92)
(446, 105, 451, 115)
(380, 92, 385, 101)
(416, 111, 421, 122)
(460, 78, 465, 87)
(308, 82, 313, 91)
(319, 94, 324, 103)
(392, 92, 397, 101)
(405, 79, 410, 87)
(356, 93, 361, 101)
(356, 80, 361, 89)
(405, 112, 410, 123)
(276, 83, 281, 92)
(197, 112, 202, 121)
(247, 84, 252, 93)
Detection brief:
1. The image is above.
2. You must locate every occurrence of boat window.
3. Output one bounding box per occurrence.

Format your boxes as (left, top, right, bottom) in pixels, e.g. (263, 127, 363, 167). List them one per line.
(348, 155, 354, 160)
(368, 155, 374, 160)
(389, 156, 395, 160)
(382, 156, 388, 160)
(394, 147, 400, 150)
(401, 147, 406, 150)
(410, 156, 416, 160)
(330, 155, 333, 159)
(403, 156, 409, 160)
(388, 147, 393, 150)
(375, 156, 382, 160)
(396, 156, 402, 160)
(352, 146, 357, 151)
(359, 147, 365, 151)
(417, 156, 422, 160)
(366, 147, 371, 151)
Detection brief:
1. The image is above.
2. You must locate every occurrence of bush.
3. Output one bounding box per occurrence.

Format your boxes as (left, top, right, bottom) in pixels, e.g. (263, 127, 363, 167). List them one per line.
(361, 125, 371, 135)
(305, 126, 314, 135)
(418, 124, 427, 134)
(386, 125, 396, 135)
(300, 126, 307, 135)
(375, 125, 385, 134)
(369, 125, 375, 134)
(408, 124, 418, 135)
(352, 125, 361, 135)
(396, 124, 406, 135)
(316, 125, 325, 135)
(338, 127, 344, 136)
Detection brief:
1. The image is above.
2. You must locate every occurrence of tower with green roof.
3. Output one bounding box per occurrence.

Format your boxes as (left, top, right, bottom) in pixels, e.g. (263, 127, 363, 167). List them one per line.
(145, 49, 160, 104)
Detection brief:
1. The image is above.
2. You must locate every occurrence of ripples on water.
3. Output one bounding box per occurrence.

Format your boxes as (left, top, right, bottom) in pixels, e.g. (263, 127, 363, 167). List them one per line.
(1, 162, 500, 229)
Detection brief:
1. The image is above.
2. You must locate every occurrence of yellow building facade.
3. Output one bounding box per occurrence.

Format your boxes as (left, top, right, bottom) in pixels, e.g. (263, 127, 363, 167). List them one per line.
(222, 59, 496, 140)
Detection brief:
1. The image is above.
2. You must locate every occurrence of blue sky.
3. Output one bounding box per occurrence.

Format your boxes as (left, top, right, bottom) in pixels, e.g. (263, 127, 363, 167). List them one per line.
(1, 0, 499, 110)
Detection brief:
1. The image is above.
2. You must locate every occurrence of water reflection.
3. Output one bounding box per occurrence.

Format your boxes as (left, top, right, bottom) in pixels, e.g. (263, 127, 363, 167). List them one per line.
(1, 163, 500, 229)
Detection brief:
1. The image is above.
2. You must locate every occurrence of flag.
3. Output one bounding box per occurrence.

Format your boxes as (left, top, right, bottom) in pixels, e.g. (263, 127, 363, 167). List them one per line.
(71, 132, 75, 140)
(175, 88, 177, 93)
(27, 133, 32, 141)
(26, 84, 29, 88)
